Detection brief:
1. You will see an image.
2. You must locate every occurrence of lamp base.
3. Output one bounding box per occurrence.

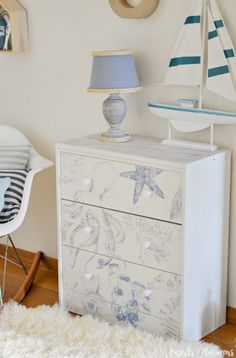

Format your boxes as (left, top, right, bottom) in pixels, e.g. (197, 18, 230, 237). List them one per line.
(99, 131, 131, 143)
(101, 94, 131, 143)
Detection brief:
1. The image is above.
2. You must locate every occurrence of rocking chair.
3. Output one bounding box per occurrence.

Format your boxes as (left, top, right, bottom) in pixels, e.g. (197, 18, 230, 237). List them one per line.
(0, 125, 53, 304)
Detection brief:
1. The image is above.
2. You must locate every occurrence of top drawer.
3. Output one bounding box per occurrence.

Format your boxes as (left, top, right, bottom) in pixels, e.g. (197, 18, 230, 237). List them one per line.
(60, 152, 183, 224)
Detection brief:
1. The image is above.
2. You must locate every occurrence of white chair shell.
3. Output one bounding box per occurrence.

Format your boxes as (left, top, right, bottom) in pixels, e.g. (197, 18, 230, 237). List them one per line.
(0, 125, 53, 237)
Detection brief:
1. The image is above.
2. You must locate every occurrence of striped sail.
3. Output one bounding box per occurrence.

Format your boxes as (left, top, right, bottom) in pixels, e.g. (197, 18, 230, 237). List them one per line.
(210, 0, 236, 84)
(206, 5, 236, 102)
(164, 0, 202, 87)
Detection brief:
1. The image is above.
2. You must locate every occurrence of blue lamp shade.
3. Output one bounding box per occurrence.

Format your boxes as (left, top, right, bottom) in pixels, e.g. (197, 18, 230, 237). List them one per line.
(88, 49, 142, 93)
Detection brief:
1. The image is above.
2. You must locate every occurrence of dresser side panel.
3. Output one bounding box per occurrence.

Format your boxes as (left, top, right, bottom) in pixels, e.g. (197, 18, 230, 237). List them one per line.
(219, 151, 231, 324)
(182, 151, 230, 340)
(56, 146, 64, 306)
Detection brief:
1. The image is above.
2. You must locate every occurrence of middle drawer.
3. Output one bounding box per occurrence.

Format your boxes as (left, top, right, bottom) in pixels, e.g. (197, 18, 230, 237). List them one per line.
(61, 200, 182, 274)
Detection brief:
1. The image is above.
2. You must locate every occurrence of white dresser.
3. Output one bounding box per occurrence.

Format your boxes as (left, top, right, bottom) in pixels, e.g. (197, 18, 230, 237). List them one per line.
(56, 135, 230, 340)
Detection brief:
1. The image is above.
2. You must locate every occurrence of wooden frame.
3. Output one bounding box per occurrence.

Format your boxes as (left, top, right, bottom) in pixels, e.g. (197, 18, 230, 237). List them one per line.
(0, 0, 28, 53)
(0, 237, 42, 304)
(13, 252, 42, 303)
(108, 0, 159, 19)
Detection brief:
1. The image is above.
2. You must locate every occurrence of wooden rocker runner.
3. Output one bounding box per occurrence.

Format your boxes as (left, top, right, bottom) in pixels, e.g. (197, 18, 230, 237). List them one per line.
(0, 126, 53, 304)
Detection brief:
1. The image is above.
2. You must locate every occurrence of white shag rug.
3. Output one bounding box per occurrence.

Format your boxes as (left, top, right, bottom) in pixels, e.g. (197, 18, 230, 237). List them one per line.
(0, 302, 223, 358)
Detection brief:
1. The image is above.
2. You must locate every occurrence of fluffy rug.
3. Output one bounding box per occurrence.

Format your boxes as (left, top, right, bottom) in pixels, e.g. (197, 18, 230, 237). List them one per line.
(0, 302, 222, 357)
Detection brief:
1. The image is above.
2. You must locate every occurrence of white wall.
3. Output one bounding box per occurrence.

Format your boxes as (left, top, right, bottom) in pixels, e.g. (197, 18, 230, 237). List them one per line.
(0, 0, 236, 307)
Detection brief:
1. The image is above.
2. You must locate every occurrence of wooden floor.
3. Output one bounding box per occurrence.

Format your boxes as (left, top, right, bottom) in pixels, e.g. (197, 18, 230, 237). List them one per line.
(0, 247, 235, 356)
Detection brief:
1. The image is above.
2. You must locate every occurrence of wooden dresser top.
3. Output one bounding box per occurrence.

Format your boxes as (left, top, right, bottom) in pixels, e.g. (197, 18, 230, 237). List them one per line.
(57, 135, 227, 170)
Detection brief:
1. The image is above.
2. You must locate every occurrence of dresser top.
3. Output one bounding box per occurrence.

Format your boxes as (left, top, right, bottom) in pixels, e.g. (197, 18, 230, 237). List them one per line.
(57, 135, 226, 169)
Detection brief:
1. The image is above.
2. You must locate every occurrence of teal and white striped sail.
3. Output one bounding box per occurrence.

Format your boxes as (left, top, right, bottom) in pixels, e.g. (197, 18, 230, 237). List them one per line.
(209, 0, 236, 93)
(206, 3, 236, 102)
(164, 0, 202, 87)
(148, 0, 236, 139)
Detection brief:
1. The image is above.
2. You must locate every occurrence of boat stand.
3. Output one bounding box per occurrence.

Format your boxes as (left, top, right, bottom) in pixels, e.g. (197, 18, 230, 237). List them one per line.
(162, 121, 218, 152)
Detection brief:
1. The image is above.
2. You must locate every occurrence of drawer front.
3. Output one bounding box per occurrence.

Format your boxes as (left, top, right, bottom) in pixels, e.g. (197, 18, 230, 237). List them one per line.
(63, 293, 180, 338)
(60, 153, 183, 223)
(61, 201, 182, 274)
(62, 246, 181, 322)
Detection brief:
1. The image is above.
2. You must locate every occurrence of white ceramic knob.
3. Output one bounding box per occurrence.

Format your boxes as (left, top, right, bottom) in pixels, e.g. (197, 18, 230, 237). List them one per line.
(143, 189, 152, 197)
(85, 272, 93, 280)
(83, 226, 92, 234)
(143, 241, 152, 249)
(82, 178, 92, 186)
(143, 289, 152, 298)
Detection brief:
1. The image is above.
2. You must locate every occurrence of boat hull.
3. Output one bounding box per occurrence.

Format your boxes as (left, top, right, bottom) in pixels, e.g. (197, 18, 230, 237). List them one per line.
(148, 103, 236, 133)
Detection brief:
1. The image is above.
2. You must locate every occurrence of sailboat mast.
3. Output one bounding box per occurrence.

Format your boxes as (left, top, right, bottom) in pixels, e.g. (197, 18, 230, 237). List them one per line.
(199, 0, 207, 109)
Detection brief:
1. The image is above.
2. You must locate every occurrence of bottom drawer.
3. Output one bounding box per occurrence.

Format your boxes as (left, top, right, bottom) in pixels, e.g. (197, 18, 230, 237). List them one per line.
(62, 246, 181, 336)
(64, 293, 180, 338)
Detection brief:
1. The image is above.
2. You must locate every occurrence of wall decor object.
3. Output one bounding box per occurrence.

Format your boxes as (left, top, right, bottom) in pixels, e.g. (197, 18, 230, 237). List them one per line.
(109, 0, 159, 19)
(88, 49, 141, 143)
(148, 0, 236, 151)
(56, 135, 230, 340)
(0, 0, 28, 53)
(0, 10, 9, 50)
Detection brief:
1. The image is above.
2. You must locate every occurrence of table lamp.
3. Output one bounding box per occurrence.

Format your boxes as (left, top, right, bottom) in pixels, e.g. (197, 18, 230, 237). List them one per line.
(88, 49, 142, 142)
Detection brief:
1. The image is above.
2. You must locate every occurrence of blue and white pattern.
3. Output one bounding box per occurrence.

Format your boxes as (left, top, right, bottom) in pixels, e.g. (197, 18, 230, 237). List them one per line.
(120, 166, 165, 205)
(62, 246, 181, 337)
(170, 187, 182, 221)
(60, 153, 183, 223)
(62, 201, 182, 274)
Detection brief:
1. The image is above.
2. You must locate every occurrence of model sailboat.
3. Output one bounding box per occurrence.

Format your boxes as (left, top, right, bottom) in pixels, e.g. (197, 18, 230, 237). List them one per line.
(148, 0, 236, 150)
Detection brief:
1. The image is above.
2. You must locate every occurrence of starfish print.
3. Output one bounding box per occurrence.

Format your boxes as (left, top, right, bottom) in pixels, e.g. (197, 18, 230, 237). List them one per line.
(120, 166, 165, 205)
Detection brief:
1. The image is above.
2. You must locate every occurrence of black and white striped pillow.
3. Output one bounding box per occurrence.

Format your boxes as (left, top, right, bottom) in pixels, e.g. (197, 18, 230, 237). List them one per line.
(0, 169, 29, 223)
(0, 145, 31, 170)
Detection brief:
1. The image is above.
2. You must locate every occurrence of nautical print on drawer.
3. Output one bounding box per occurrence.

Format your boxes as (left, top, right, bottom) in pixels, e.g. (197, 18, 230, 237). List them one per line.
(61, 201, 182, 274)
(120, 166, 164, 204)
(60, 153, 183, 223)
(170, 186, 182, 222)
(62, 246, 181, 334)
(64, 293, 180, 337)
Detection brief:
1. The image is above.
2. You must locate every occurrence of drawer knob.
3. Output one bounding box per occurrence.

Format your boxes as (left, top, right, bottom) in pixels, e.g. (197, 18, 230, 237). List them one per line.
(143, 189, 152, 197)
(85, 272, 94, 280)
(143, 241, 152, 249)
(83, 226, 93, 234)
(82, 178, 92, 186)
(143, 289, 152, 298)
